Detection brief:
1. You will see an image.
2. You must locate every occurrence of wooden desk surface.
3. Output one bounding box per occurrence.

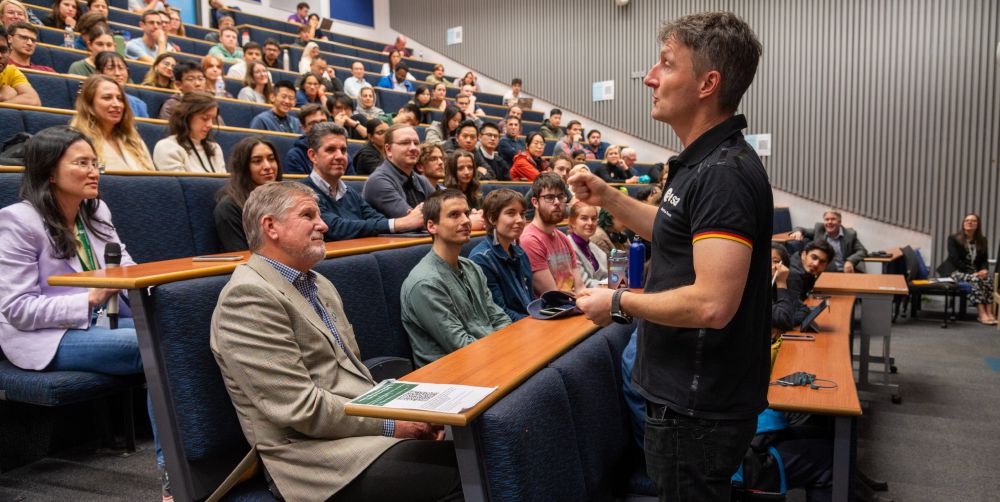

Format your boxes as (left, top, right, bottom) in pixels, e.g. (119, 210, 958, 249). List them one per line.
(48, 235, 434, 289)
(345, 315, 599, 426)
(862, 247, 903, 263)
(813, 272, 908, 296)
(768, 295, 862, 416)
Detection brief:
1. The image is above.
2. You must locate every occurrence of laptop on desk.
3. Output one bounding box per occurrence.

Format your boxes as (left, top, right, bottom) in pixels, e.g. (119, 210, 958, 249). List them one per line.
(799, 299, 829, 333)
(516, 97, 534, 110)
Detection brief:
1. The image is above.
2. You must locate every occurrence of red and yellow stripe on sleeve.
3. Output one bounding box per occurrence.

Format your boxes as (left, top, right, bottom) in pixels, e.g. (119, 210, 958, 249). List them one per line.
(692, 231, 752, 249)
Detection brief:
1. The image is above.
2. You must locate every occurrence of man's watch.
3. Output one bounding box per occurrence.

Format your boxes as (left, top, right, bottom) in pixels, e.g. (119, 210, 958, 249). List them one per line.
(610, 289, 633, 325)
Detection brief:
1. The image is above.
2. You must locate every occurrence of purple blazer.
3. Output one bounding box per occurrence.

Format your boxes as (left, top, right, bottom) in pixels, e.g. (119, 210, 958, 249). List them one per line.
(0, 200, 135, 370)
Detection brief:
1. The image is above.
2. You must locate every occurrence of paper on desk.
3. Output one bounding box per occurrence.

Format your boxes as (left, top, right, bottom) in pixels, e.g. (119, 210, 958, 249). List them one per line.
(350, 380, 496, 413)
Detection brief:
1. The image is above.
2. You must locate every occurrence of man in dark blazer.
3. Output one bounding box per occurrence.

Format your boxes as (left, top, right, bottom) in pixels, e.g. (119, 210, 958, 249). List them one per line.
(210, 181, 461, 502)
(790, 210, 868, 273)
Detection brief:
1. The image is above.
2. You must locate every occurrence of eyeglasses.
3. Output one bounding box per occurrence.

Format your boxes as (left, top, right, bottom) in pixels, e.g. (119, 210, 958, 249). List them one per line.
(69, 159, 106, 173)
(538, 194, 568, 204)
(481, 133, 499, 139)
(12, 33, 36, 43)
(392, 140, 420, 147)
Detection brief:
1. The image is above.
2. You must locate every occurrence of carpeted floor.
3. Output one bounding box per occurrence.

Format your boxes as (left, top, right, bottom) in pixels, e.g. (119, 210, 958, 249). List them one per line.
(2, 303, 999, 502)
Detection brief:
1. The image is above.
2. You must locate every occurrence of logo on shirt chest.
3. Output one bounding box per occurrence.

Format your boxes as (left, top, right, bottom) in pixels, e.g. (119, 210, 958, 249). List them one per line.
(662, 188, 681, 206)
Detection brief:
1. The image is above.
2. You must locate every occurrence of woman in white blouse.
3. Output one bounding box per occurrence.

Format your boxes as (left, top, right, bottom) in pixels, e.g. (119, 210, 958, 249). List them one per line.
(152, 92, 226, 173)
(237, 61, 272, 104)
(69, 75, 153, 171)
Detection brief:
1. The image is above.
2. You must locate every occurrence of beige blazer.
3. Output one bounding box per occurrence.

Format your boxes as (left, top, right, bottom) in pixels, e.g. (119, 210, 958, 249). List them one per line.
(210, 254, 399, 502)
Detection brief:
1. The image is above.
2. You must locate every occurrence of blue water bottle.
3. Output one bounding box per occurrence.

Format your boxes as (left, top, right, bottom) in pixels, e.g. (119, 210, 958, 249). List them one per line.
(628, 236, 645, 288)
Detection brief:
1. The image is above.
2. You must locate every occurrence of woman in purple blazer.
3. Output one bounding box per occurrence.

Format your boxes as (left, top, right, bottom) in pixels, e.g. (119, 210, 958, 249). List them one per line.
(0, 126, 169, 500)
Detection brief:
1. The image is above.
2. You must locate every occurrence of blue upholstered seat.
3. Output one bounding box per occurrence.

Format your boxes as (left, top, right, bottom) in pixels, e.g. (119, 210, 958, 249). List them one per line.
(0, 358, 141, 406)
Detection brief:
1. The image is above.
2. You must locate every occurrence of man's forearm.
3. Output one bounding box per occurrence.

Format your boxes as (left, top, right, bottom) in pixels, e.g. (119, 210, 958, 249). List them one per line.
(620, 284, 736, 329)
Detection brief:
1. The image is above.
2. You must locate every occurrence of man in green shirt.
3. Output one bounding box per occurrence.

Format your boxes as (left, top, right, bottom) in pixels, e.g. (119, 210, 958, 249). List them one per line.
(400, 189, 511, 367)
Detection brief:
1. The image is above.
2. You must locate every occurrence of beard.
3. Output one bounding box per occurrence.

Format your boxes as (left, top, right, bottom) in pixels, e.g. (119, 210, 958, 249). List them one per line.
(539, 205, 564, 225)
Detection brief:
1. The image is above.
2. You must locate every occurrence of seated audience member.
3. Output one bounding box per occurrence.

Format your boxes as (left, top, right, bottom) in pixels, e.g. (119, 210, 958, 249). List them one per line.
(215, 137, 282, 251)
(203, 14, 233, 43)
(382, 34, 412, 57)
(293, 22, 311, 47)
(71, 10, 106, 52)
(328, 93, 368, 140)
(354, 86, 384, 120)
(202, 55, 232, 97)
(770, 243, 808, 333)
(552, 120, 586, 158)
(306, 13, 329, 41)
(594, 144, 632, 183)
(520, 172, 581, 295)
(155, 10, 183, 53)
(308, 57, 343, 94)
(261, 38, 282, 68)
(165, 7, 183, 36)
(522, 155, 573, 222)
(497, 105, 522, 135)
(129, 0, 164, 14)
(237, 61, 273, 104)
(401, 189, 511, 367)
(68, 23, 115, 76)
(210, 181, 461, 502)
(250, 81, 303, 134)
(125, 11, 169, 63)
(497, 115, 525, 165)
(452, 71, 479, 92)
(159, 60, 209, 120)
(621, 146, 639, 175)
(153, 92, 226, 173)
(283, 103, 331, 175)
(790, 210, 867, 273)
(363, 124, 435, 218)
(377, 61, 415, 92)
(41, 0, 77, 29)
(225, 41, 261, 80)
(539, 108, 564, 140)
(95, 51, 148, 118)
(295, 72, 327, 108)
(417, 142, 446, 189)
(425, 105, 464, 146)
(428, 82, 448, 110)
(572, 150, 587, 165)
(788, 239, 835, 301)
(207, 26, 243, 64)
(393, 103, 421, 127)
(443, 119, 478, 156)
(286, 1, 308, 24)
(583, 129, 609, 159)
(379, 49, 415, 80)
(0, 0, 32, 27)
(454, 92, 485, 126)
(301, 123, 424, 240)
(297, 41, 320, 74)
(71, 75, 153, 170)
(410, 86, 431, 113)
(502, 77, 522, 107)
(7, 23, 53, 72)
(343, 61, 372, 98)
(567, 201, 608, 288)
(509, 132, 547, 181)
(475, 122, 509, 181)
(443, 151, 485, 230)
(0, 125, 169, 498)
(943, 213, 997, 324)
(469, 189, 533, 321)
(141, 52, 176, 89)
(0, 24, 39, 105)
(353, 117, 388, 175)
(425, 63, 447, 86)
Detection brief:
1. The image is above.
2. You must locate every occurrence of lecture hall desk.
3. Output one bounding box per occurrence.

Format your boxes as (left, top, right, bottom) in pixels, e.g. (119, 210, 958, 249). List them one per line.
(813, 273, 908, 402)
(770, 295, 861, 502)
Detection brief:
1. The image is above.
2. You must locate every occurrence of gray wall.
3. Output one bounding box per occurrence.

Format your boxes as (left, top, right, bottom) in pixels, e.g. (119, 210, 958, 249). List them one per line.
(391, 0, 1000, 267)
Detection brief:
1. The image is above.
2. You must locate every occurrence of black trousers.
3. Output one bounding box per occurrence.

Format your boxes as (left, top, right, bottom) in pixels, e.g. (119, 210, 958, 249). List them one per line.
(330, 439, 464, 502)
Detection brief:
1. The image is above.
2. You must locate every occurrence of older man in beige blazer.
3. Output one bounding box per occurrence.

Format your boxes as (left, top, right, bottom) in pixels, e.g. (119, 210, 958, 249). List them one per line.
(210, 181, 462, 502)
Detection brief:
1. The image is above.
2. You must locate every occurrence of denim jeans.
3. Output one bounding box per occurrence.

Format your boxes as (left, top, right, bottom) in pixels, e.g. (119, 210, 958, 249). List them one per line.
(644, 402, 757, 502)
(47, 318, 165, 469)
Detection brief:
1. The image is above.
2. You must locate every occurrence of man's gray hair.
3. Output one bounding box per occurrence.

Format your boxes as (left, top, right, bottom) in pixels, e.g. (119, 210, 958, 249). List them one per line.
(621, 147, 637, 158)
(242, 182, 319, 252)
(306, 122, 347, 152)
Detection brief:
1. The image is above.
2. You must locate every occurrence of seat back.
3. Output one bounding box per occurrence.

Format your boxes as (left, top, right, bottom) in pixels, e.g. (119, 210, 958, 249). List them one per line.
(0, 171, 23, 209)
(372, 243, 431, 358)
(99, 175, 199, 262)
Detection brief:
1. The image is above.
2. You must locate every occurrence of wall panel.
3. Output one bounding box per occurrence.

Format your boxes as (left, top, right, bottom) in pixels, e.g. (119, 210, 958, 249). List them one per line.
(391, 0, 1000, 263)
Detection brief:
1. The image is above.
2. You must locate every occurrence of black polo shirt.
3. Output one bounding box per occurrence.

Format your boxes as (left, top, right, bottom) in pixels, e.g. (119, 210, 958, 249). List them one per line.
(634, 114, 773, 420)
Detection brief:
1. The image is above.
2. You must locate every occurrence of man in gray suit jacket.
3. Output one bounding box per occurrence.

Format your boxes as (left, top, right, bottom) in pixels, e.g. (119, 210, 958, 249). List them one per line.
(210, 182, 462, 502)
(790, 210, 868, 273)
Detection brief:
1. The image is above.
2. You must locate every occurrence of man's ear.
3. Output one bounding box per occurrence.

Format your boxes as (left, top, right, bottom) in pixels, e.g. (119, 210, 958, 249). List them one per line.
(425, 217, 437, 236)
(307, 148, 316, 164)
(698, 70, 722, 101)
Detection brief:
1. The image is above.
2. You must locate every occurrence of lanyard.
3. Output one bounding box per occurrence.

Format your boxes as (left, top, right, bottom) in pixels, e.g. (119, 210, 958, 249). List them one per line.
(189, 140, 214, 173)
(75, 217, 98, 272)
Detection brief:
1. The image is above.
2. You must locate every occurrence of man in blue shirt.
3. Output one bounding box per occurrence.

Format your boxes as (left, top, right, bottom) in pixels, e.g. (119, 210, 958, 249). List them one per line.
(250, 81, 303, 134)
(299, 122, 424, 240)
(124, 11, 168, 63)
(376, 62, 414, 93)
(497, 115, 525, 165)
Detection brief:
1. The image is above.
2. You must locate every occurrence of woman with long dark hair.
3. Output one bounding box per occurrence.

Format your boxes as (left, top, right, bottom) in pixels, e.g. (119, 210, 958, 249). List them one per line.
(425, 105, 463, 145)
(42, 0, 78, 28)
(944, 212, 996, 324)
(214, 137, 283, 251)
(152, 92, 226, 173)
(444, 150, 482, 210)
(0, 125, 168, 496)
(509, 131, 547, 181)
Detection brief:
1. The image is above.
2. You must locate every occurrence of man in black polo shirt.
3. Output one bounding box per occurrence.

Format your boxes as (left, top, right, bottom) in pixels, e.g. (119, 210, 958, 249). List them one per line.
(570, 12, 770, 501)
